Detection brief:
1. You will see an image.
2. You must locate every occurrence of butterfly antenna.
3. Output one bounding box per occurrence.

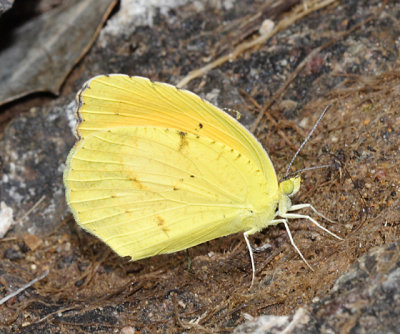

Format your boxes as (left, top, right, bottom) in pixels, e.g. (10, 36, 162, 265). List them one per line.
(285, 105, 331, 177)
(282, 164, 336, 181)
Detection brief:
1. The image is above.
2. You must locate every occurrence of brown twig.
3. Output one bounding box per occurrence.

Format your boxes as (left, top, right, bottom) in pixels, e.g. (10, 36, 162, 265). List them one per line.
(177, 0, 336, 88)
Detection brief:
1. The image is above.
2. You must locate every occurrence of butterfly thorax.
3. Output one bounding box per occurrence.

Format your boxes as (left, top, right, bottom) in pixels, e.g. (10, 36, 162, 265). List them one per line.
(244, 175, 301, 235)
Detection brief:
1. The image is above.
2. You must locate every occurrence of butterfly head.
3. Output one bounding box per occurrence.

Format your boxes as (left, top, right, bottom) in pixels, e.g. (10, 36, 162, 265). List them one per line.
(279, 175, 301, 198)
(276, 176, 301, 216)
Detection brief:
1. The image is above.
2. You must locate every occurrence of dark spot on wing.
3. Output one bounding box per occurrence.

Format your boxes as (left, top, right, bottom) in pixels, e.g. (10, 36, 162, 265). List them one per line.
(178, 131, 188, 151)
(156, 216, 170, 235)
(157, 216, 165, 226)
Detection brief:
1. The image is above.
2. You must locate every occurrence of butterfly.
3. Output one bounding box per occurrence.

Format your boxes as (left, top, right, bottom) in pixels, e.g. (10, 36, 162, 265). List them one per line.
(64, 74, 341, 285)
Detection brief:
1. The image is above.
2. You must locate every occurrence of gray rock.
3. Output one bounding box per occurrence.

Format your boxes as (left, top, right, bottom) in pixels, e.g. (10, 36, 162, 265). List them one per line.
(0, 98, 75, 236)
(235, 242, 400, 333)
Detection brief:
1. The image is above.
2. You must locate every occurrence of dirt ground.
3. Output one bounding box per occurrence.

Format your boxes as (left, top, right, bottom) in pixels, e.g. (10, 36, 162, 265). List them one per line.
(0, 0, 399, 333)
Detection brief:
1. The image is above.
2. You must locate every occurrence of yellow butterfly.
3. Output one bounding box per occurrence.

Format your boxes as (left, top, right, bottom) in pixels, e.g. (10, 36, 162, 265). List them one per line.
(64, 74, 341, 285)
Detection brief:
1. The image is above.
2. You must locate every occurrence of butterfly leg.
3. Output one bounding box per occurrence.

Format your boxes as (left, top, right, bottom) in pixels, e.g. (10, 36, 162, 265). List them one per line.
(243, 230, 256, 288)
(244, 225, 275, 288)
(245, 214, 319, 286)
(269, 219, 313, 271)
(280, 212, 342, 240)
(288, 203, 335, 223)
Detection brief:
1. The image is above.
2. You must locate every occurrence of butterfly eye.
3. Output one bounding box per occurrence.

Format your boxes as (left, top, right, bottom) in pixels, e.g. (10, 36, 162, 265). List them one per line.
(280, 176, 301, 196)
(281, 179, 294, 195)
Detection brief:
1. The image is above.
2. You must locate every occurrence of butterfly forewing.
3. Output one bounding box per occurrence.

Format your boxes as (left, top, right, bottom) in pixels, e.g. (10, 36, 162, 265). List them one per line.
(76, 75, 278, 190)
